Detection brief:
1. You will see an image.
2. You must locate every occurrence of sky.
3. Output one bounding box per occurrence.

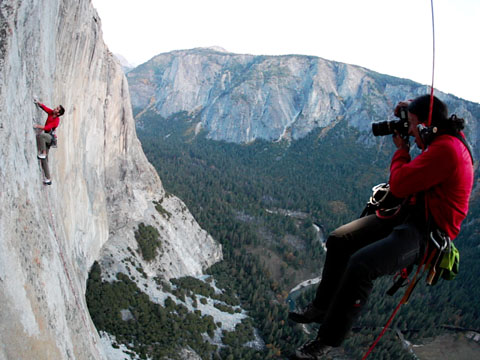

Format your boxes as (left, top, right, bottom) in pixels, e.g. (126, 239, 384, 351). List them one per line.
(91, 0, 479, 104)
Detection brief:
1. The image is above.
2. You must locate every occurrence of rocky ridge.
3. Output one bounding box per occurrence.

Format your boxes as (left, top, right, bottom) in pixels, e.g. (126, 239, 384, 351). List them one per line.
(128, 48, 480, 153)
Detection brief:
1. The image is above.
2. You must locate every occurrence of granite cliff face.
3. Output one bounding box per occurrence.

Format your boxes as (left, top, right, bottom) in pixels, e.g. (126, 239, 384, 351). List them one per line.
(0, 1, 221, 359)
(128, 48, 480, 152)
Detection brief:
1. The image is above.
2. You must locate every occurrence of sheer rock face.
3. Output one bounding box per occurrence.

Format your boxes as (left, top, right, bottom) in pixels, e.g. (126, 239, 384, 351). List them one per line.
(0, 1, 221, 359)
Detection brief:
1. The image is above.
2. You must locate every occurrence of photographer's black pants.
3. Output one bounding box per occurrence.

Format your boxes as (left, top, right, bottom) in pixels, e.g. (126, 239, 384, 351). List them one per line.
(313, 214, 427, 347)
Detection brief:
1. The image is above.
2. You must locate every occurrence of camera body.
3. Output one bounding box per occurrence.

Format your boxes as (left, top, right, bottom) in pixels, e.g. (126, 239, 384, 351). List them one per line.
(372, 106, 409, 137)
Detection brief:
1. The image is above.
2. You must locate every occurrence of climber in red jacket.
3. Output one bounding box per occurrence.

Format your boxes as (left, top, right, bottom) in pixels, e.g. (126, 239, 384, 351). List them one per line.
(33, 100, 65, 185)
(288, 95, 474, 359)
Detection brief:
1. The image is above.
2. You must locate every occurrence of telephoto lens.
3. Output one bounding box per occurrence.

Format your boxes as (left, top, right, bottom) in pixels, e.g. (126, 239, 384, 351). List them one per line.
(372, 120, 397, 136)
(372, 106, 409, 137)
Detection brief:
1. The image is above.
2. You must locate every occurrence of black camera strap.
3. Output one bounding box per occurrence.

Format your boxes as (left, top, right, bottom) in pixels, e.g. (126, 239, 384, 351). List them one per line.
(421, 127, 474, 165)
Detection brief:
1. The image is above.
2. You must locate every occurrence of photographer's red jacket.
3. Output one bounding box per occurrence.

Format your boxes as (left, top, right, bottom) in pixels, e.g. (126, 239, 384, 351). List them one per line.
(38, 103, 60, 132)
(389, 134, 474, 240)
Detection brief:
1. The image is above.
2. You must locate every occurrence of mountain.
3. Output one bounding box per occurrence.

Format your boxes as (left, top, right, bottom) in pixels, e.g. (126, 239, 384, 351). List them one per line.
(0, 1, 221, 359)
(127, 48, 480, 153)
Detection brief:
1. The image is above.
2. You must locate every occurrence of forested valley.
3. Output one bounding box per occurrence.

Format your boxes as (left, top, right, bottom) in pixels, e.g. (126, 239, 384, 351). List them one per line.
(88, 109, 480, 359)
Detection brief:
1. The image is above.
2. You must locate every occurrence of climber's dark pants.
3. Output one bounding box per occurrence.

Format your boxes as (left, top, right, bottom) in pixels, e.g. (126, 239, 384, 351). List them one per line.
(36, 132, 52, 154)
(36, 132, 52, 179)
(313, 213, 427, 347)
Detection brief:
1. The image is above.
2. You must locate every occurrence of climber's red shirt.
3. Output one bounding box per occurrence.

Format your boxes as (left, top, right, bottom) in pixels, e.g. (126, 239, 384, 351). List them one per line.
(39, 103, 60, 132)
(389, 134, 474, 240)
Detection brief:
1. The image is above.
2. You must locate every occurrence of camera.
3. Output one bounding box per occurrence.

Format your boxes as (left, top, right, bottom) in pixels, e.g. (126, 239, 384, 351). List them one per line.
(372, 106, 409, 137)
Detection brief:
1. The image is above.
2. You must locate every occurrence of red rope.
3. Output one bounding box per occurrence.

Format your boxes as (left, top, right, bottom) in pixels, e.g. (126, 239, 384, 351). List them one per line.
(38, 161, 99, 351)
(361, 300, 403, 360)
(362, 2, 437, 358)
(361, 242, 431, 359)
(41, 179, 90, 323)
(427, 0, 436, 127)
(35, 110, 100, 352)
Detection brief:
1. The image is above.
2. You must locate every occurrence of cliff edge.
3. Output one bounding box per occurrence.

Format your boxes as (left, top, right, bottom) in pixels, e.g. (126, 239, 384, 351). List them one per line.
(0, 1, 221, 359)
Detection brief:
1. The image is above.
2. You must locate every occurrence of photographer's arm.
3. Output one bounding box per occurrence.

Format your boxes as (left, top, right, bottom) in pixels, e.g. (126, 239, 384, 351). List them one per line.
(389, 139, 455, 198)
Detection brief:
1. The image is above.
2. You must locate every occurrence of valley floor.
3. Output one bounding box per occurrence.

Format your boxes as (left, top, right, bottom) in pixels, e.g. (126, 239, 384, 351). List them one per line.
(412, 332, 480, 360)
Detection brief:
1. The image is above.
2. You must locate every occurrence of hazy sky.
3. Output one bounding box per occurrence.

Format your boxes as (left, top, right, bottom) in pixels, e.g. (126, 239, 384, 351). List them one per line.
(92, 0, 479, 104)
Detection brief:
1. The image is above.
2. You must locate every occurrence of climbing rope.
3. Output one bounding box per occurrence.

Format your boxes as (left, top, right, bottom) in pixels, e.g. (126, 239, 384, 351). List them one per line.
(41, 183, 86, 320)
(33, 103, 100, 353)
(427, 0, 436, 127)
(361, 245, 435, 360)
(37, 161, 100, 352)
(362, 1, 437, 358)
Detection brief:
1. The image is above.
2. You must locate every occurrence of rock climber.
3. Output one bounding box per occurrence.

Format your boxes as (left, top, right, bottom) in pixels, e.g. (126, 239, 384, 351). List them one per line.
(33, 99, 65, 185)
(288, 94, 474, 359)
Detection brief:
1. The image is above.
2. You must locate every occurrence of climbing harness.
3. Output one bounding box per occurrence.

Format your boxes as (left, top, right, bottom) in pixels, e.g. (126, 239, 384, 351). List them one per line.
(48, 129, 57, 148)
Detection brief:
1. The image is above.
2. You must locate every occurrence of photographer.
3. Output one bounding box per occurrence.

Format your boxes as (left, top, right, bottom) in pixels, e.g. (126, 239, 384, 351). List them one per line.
(288, 95, 474, 359)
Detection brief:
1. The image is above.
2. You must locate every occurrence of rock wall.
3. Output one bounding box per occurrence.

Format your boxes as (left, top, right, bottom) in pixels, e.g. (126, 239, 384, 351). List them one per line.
(0, 1, 221, 359)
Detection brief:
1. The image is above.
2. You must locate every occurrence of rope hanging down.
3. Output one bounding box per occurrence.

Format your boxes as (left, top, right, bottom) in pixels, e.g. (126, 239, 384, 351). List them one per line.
(39, 173, 98, 345)
(427, 0, 436, 127)
(36, 153, 100, 354)
(362, 1, 436, 358)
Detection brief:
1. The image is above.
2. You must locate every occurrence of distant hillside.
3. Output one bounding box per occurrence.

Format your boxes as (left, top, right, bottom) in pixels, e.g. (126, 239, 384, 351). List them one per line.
(127, 47, 480, 156)
(114, 53, 135, 73)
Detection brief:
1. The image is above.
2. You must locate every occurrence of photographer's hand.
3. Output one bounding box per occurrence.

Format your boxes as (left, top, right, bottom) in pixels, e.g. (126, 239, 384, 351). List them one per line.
(394, 101, 411, 117)
(393, 131, 409, 150)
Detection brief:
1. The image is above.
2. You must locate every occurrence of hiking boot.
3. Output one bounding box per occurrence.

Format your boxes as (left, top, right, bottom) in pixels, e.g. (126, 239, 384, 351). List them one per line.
(43, 179, 52, 185)
(289, 303, 326, 324)
(290, 339, 332, 359)
(37, 153, 47, 160)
